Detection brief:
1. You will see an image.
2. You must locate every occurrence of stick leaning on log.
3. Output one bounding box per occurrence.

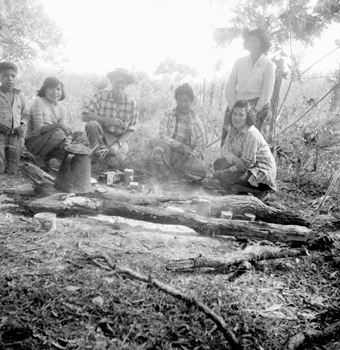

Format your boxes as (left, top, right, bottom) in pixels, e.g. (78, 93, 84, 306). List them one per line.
(90, 253, 243, 350)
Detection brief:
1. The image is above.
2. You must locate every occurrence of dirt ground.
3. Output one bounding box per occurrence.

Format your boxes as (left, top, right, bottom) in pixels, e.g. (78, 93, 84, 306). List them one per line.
(1, 172, 340, 350)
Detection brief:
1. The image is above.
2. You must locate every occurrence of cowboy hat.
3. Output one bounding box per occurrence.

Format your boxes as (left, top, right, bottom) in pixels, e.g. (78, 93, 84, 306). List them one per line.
(106, 68, 135, 84)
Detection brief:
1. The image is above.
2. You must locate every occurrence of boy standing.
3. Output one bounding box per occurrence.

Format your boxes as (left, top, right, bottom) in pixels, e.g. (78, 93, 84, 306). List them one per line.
(0, 62, 28, 174)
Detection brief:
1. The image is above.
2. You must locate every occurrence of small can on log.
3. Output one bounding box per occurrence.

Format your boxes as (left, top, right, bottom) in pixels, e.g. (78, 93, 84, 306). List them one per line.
(99, 171, 122, 185)
(244, 213, 256, 221)
(196, 199, 211, 217)
(137, 184, 145, 193)
(124, 169, 134, 185)
(221, 210, 233, 220)
(129, 181, 139, 190)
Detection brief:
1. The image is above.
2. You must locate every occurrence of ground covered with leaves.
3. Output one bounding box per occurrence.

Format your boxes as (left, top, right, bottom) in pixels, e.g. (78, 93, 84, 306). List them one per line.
(0, 172, 340, 350)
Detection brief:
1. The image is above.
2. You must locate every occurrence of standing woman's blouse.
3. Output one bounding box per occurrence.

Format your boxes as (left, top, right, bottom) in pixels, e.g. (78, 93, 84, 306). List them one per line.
(222, 125, 276, 190)
(226, 54, 276, 112)
(26, 97, 67, 138)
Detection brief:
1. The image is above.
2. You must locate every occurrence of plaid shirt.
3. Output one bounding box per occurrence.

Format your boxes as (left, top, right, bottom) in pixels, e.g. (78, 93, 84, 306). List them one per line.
(159, 107, 206, 158)
(0, 88, 29, 130)
(222, 125, 276, 190)
(84, 90, 137, 135)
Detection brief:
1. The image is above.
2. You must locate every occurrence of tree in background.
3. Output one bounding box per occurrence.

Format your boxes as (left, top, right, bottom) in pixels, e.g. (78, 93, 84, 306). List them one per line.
(0, 0, 65, 64)
(155, 58, 199, 81)
(213, 0, 339, 59)
(212, 0, 340, 143)
(213, 0, 340, 103)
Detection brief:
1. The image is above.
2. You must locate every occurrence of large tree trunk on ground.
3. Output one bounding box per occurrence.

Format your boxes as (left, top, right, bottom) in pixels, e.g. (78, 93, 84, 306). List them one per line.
(18, 193, 315, 244)
(18, 162, 310, 227)
(90, 189, 310, 227)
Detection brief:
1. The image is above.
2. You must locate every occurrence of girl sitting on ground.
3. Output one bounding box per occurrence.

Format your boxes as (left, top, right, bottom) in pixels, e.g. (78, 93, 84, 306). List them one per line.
(25, 77, 72, 171)
(214, 100, 276, 201)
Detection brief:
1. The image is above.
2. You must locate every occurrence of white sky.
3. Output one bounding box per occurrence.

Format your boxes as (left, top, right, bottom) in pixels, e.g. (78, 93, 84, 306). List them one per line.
(40, 0, 340, 77)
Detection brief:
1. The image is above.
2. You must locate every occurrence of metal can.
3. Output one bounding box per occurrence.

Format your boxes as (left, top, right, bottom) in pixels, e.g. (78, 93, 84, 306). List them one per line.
(124, 169, 134, 185)
(99, 171, 122, 185)
(221, 210, 233, 220)
(137, 184, 145, 193)
(129, 181, 139, 190)
(244, 213, 256, 221)
(34, 212, 57, 232)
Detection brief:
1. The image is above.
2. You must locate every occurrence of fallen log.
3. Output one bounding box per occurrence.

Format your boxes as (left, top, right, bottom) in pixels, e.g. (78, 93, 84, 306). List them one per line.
(91, 188, 310, 226)
(18, 162, 309, 227)
(166, 248, 307, 271)
(18, 193, 316, 244)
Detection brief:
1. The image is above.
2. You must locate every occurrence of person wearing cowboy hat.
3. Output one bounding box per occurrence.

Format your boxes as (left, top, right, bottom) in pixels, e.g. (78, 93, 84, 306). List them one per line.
(82, 68, 137, 169)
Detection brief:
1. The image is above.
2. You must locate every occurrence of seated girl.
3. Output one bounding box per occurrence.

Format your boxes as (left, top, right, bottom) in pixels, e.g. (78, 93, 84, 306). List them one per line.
(214, 100, 276, 200)
(25, 77, 72, 170)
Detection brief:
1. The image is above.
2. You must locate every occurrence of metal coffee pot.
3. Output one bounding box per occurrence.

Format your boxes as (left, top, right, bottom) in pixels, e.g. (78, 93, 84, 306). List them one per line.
(54, 144, 92, 193)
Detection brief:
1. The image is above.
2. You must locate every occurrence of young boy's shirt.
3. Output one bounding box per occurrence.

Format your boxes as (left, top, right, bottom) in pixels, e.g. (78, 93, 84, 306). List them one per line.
(0, 88, 29, 130)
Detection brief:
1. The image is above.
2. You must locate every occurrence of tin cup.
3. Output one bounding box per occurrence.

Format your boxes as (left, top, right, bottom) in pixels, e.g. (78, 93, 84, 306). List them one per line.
(124, 169, 134, 185)
(196, 199, 211, 217)
(221, 210, 233, 220)
(244, 213, 256, 221)
(137, 184, 145, 193)
(129, 181, 139, 190)
(34, 212, 57, 232)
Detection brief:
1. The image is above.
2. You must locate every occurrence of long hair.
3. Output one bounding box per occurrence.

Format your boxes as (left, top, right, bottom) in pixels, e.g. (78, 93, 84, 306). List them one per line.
(37, 77, 66, 101)
(225, 100, 255, 127)
(243, 28, 271, 54)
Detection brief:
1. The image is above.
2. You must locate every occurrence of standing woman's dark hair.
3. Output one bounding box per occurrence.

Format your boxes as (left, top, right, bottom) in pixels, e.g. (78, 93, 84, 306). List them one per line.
(225, 100, 256, 126)
(243, 28, 271, 54)
(174, 83, 195, 102)
(37, 77, 66, 101)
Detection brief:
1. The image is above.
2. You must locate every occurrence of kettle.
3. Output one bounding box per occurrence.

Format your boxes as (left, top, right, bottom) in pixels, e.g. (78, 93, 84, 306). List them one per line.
(54, 144, 92, 193)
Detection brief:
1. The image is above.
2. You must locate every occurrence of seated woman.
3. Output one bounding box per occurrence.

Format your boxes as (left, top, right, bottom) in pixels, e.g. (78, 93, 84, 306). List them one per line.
(150, 83, 207, 181)
(214, 100, 276, 200)
(25, 77, 72, 170)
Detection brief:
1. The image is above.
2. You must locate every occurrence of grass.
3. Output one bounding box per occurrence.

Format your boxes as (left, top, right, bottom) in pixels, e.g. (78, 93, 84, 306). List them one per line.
(1, 167, 340, 349)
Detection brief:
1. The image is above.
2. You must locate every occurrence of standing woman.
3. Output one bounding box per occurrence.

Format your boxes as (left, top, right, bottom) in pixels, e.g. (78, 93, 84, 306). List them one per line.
(221, 28, 276, 146)
(25, 77, 72, 170)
